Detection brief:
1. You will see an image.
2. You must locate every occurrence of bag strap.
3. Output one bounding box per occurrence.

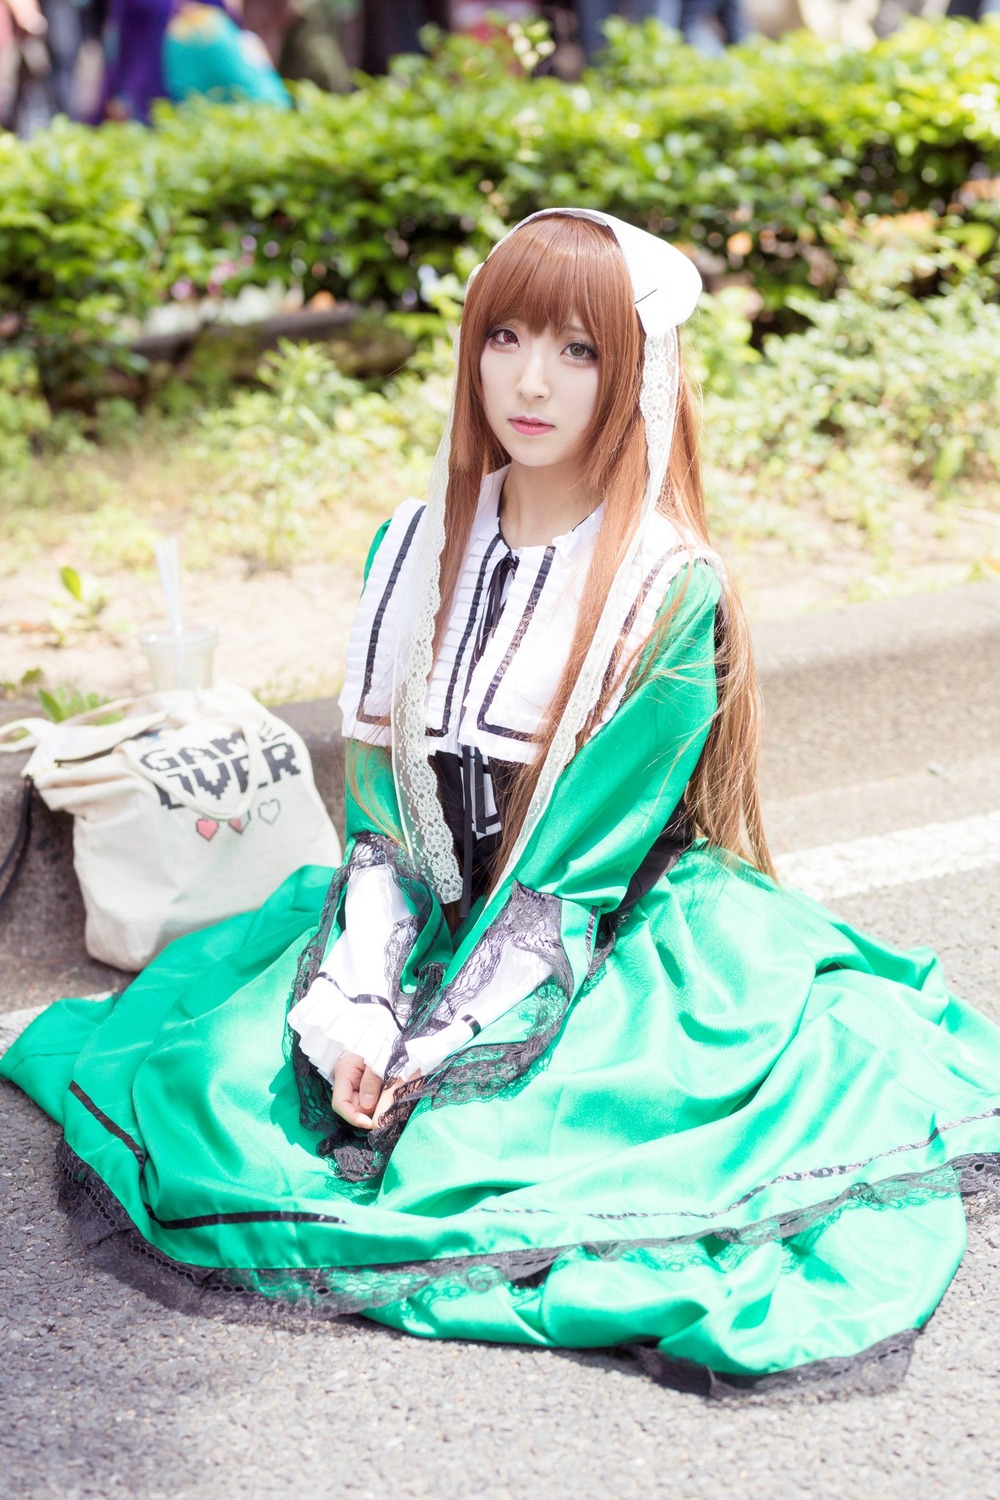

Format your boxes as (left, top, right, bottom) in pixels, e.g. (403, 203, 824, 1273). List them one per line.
(0, 778, 34, 914)
(0, 719, 45, 755)
(119, 720, 269, 823)
(0, 697, 154, 756)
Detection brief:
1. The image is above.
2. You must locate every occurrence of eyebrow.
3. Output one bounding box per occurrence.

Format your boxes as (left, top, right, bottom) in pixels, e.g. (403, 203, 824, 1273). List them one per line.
(562, 325, 593, 340)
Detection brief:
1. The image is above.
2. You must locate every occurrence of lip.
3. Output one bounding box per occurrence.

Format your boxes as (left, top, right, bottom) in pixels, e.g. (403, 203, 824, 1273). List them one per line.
(509, 416, 554, 436)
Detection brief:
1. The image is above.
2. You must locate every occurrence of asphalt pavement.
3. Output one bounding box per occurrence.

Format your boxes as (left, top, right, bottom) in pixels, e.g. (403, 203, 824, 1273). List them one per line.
(2, 592, 999, 1498)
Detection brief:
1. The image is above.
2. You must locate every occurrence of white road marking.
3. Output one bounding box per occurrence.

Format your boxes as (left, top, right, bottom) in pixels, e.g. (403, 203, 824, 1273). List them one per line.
(775, 809, 1000, 903)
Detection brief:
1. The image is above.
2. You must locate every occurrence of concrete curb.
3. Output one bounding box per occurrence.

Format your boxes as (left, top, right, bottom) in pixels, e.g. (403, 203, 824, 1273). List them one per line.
(2, 579, 999, 996)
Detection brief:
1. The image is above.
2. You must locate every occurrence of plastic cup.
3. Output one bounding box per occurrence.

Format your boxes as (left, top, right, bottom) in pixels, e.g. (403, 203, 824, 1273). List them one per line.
(139, 624, 218, 691)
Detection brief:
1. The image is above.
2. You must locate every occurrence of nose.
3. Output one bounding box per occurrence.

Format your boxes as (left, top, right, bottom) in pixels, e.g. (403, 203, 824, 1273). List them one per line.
(516, 345, 549, 401)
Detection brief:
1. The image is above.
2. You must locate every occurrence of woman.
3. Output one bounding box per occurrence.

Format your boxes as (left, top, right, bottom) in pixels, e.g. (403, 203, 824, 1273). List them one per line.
(3, 210, 999, 1397)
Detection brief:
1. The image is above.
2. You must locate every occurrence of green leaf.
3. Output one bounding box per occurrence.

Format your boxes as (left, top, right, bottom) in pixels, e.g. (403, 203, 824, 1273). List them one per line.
(59, 565, 84, 601)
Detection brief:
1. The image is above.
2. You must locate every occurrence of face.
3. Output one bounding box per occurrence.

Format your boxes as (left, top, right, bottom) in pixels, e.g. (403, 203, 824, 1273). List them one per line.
(478, 317, 600, 475)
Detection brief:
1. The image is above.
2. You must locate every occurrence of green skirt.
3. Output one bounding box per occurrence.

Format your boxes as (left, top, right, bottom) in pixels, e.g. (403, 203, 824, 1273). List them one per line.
(3, 849, 999, 1397)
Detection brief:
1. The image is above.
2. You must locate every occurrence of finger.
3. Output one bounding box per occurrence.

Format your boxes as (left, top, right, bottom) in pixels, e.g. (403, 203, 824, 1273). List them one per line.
(331, 1053, 363, 1104)
(358, 1065, 383, 1113)
(330, 1080, 363, 1126)
(330, 1054, 371, 1127)
(330, 1089, 375, 1129)
(371, 1089, 394, 1128)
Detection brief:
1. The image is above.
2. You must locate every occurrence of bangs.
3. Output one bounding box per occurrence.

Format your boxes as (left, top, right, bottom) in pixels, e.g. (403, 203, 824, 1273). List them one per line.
(466, 214, 636, 348)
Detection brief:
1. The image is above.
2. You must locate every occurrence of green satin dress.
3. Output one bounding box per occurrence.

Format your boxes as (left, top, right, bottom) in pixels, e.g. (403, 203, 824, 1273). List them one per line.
(3, 562, 999, 1397)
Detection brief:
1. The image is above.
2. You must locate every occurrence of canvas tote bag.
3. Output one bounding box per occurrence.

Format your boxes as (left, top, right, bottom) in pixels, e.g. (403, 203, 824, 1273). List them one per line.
(0, 682, 342, 970)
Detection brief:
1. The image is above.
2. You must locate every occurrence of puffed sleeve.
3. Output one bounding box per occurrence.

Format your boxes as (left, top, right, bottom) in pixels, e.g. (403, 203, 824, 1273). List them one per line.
(287, 848, 418, 1081)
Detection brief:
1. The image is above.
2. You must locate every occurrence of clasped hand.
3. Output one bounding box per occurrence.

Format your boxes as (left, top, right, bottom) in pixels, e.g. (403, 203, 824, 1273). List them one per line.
(330, 1052, 408, 1129)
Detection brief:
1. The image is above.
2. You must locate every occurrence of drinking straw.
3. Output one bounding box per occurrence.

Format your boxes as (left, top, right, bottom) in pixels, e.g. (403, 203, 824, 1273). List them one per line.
(154, 538, 188, 687)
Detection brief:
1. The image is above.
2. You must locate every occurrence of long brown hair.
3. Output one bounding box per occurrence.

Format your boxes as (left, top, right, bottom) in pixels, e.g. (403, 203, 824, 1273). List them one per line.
(435, 213, 773, 882)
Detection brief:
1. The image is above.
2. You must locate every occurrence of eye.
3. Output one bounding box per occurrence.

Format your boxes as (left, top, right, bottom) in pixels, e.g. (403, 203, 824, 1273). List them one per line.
(565, 340, 598, 363)
(485, 326, 519, 348)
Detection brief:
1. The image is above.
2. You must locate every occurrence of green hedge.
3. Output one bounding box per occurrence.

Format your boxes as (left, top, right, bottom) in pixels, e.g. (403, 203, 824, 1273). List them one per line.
(1, 17, 998, 400)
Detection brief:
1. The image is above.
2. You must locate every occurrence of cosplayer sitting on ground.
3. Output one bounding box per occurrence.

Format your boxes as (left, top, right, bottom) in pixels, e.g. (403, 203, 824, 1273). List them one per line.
(3, 209, 1000, 1398)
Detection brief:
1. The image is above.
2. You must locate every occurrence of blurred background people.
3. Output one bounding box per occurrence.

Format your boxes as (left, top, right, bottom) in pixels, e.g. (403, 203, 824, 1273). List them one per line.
(4, 0, 996, 137)
(98, 0, 290, 122)
(359, 0, 447, 73)
(679, 0, 747, 51)
(575, 0, 747, 57)
(1, 0, 48, 132)
(42, 0, 87, 111)
(163, 0, 290, 104)
(451, 0, 537, 37)
(241, 0, 351, 92)
(1, 0, 93, 131)
(944, 0, 1000, 15)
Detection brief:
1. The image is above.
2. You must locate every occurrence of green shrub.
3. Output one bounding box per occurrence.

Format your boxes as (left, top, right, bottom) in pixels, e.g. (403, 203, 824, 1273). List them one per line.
(0, 348, 89, 470)
(1, 19, 998, 402)
(181, 277, 1000, 570)
(0, 350, 52, 463)
(703, 280, 1000, 544)
(187, 336, 453, 566)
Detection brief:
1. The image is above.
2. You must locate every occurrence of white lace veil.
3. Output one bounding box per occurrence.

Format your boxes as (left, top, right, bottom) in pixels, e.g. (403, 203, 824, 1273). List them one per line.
(390, 208, 703, 904)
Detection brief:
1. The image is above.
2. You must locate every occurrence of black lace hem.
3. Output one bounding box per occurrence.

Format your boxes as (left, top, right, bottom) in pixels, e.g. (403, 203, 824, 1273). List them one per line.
(52, 1138, 1000, 1403)
(629, 1329, 918, 1402)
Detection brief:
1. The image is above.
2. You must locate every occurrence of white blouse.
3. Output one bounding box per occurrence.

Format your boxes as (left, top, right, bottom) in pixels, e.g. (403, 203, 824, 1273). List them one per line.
(288, 470, 715, 1086)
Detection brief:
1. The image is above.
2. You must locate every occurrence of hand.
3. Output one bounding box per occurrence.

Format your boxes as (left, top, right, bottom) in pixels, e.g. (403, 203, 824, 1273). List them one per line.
(330, 1052, 384, 1129)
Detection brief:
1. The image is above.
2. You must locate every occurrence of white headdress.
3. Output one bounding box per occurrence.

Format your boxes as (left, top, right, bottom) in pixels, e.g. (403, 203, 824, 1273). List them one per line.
(390, 209, 703, 904)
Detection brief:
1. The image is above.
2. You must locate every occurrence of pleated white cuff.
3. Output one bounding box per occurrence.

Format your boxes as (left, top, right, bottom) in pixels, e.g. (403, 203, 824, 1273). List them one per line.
(288, 975, 400, 1082)
(399, 942, 552, 1079)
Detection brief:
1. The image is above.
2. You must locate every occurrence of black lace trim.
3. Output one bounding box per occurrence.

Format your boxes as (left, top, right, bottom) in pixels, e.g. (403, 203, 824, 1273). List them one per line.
(287, 834, 589, 1187)
(469, 1117, 1000, 1237)
(51, 1136, 1000, 1401)
(332, 882, 578, 1183)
